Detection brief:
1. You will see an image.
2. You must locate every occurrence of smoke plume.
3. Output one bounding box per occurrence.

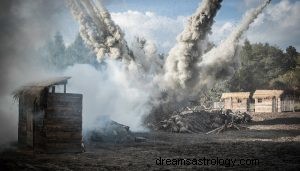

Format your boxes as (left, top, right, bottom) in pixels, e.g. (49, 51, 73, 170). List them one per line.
(194, 0, 272, 90)
(66, 0, 134, 63)
(0, 0, 272, 147)
(65, 0, 271, 128)
(163, 0, 222, 89)
(131, 37, 164, 75)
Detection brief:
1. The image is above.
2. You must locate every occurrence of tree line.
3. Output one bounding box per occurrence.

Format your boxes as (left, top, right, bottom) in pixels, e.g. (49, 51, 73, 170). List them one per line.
(41, 32, 300, 93)
(228, 40, 299, 92)
(40, 31, 101, 71)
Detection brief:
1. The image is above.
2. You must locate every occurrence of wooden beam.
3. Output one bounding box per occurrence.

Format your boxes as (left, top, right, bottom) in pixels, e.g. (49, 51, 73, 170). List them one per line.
(64, 84, 66, 93)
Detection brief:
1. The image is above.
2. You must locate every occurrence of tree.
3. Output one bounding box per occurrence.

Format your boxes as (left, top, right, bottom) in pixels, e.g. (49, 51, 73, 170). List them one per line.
(43, 31, 66, 70)
(227, 40, 292, 92)
(54, 32, 66, 68)
(270, 71, 299, 90)
(283, 46, 298, 71)
(40, 32, 103, 70)
(68, 34, 103, 69)
(65, 33, 96, 65)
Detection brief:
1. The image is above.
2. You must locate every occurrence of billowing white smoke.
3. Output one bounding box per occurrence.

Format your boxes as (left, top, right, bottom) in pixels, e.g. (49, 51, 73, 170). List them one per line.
(163, 0, 222, 89)
(63, 61, 154, 132)
(193, 0, 271, 90)
(64, 0, 271, 130)
(66, 0, 134, 63)
(67, 0, 166, 75)
(131, 37, 164, 75)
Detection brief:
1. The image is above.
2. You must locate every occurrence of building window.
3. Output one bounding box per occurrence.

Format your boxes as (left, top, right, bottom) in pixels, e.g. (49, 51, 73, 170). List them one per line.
(238, 99, 242, 103)
(258, 98, 262, 103)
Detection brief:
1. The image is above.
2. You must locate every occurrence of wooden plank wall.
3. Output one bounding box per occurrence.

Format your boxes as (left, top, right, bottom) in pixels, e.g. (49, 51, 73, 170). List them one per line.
(224, 98, 232, 110)
(44, 93, 82, 153)
(255, 98, 271, 112)
(224, 98, 248, 112)
(18, 95, 27, 147)
(254, 98, 274, 112)
(18, 94, 36, 147)
(281, 98, 294, 112)
(33, 110, 46, 152)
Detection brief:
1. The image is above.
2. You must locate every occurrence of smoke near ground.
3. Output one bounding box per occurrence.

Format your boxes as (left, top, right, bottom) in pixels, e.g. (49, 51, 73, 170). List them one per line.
(0, 0, 72, 146)
(63, 62, 153, 132)
(0, 0, 271, 146)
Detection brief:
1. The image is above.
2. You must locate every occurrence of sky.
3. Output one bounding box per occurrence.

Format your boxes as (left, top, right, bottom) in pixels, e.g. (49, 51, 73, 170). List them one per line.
(74, 0, 299, 53)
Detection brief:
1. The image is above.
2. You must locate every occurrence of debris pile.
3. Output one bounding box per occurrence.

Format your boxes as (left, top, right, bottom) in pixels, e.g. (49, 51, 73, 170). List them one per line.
(87, 120, 135, 143)
(156, 109, 251, 133)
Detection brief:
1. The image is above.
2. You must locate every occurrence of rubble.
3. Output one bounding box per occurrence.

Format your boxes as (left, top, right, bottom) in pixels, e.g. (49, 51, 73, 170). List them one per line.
(87, 120, 135, 143)
(154, 108, 251, 133)
(135, 137, 147, 143)
(206, 122, 249, 134)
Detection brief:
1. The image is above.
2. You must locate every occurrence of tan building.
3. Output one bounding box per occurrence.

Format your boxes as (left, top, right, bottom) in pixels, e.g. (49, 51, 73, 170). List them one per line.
(221, 92, 251, 112)
(253, 90, 294, 113)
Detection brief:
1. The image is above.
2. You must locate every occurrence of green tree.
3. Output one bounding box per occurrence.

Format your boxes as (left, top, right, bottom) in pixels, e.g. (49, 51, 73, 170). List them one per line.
(270, 71, 299, 90)
(228, 40, 290, 91)
(65, 34, 96, 65)
(41, 32, 103, 70)
(53, 31, 66, 69)
(42, 31, 66, 70)
(283, 46, 298, 71)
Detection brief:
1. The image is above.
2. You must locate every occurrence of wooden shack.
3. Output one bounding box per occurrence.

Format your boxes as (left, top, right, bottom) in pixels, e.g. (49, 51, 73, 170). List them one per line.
(221, 92, 251, 112)
(253, 90, 294, 113)
(14, 77, 83, 153)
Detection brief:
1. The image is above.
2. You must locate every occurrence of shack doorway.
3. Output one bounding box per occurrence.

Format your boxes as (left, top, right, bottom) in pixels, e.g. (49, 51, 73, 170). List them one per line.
(26, 111, 33, 147)
(272, 97, 277, 112)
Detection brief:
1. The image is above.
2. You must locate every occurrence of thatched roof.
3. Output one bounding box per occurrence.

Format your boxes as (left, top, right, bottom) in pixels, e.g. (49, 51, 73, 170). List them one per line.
(253, 90, 284, 98)
(13, 76, 71, 100)
(24, 76, 71, 87)
(221, 92, 250, 99)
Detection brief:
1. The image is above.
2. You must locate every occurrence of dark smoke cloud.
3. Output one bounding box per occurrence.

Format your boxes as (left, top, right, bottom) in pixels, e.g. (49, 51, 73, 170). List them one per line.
(0, 0, 70, 145)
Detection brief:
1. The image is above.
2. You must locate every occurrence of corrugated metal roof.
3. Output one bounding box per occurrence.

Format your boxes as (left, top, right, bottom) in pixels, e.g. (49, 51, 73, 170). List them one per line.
(221, 92, 251, 99)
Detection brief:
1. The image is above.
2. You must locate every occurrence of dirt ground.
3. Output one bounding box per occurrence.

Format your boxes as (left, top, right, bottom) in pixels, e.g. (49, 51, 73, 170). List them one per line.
(1, 112, 299, 170)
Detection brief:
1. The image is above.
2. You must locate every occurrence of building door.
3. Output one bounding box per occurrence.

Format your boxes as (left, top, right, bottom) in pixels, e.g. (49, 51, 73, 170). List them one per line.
(272, 97, 277, 113)
(26, 111, 33, 147)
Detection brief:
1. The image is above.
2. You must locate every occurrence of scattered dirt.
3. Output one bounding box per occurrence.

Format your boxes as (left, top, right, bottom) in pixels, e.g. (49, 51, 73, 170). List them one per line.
(1, 112, 299, 170)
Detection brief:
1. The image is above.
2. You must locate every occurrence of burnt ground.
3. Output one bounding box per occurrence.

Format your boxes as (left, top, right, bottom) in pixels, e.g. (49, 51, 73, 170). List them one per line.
(1, 112, 300, 171)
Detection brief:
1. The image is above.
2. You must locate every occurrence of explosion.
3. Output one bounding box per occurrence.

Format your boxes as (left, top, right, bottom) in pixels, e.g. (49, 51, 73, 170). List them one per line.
(66, 0, 271, 130)
(163, 0, 222, 89)
(66, 0, 134, 63)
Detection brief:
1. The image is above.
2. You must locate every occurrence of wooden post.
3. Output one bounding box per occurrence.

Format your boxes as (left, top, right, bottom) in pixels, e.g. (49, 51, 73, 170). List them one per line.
(51, 86, 55, 93)
(64, 84, 66, 93)
(293, 90, 295, 112)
